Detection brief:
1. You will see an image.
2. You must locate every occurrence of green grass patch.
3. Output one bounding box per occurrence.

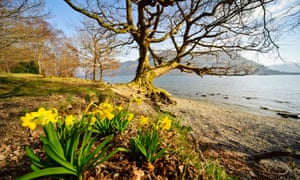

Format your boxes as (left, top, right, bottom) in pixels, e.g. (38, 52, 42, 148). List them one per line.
(171, 119, 236, 179)
(0, 73, 112, 101)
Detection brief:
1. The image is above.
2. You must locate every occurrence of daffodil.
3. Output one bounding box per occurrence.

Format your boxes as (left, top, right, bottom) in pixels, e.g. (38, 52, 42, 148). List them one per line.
(139, 115, 149, 126)
(21, 113, 38, 130)
(104, 111, 114, 120)
(90, 116, 97, 124)
(20, 108, 58, 130)
(127, 113, 134, 121)
(116, 105, 124, 112)
(35, 108, 58, 125)
(94, 103, 115, 120)
(96, 110, 104, 118)
(101, 102, 114, 112)
(159, 116, 172, 130)
(65, 115, 75, 127)
(133, 97, 142, 105)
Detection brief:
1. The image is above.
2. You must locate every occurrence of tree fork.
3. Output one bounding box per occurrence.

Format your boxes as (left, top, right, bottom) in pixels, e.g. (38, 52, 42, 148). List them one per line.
(129, 62, 178, 104)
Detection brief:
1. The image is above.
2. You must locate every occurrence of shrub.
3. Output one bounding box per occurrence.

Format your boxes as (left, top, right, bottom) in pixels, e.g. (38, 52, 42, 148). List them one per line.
(12, 61, 39, 74)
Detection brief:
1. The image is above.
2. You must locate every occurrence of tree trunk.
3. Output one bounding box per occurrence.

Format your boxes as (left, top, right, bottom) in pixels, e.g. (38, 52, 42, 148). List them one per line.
(92, 57, 96, 81)
(129, 53, 178, 104)
(128, 2, 177, 104)
(99, 63, 104, 82)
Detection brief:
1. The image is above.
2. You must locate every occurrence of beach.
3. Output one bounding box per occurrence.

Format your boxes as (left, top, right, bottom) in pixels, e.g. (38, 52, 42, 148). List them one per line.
(113, 85, 300, 179)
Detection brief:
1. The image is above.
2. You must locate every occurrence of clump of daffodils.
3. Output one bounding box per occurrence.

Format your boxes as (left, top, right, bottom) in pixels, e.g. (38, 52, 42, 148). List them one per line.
(84, 102, 136, 136)
(138, 114, 172, 131)
(20, 101, 175, 178)
(91, 102, 134, 122)
(93, 102, 115, 120)
(130, 115, 172, 164)
(21, 107, 58, 130)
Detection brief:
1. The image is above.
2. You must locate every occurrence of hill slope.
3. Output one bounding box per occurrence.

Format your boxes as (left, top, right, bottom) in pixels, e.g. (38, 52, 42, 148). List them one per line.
(268, 63, 300, 73)
(115, 52, 286, 76)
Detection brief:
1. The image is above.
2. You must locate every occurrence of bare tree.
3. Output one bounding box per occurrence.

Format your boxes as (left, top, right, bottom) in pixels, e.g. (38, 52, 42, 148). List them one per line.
(0, 0, 48, 48)
(0, 0, 51, 72)
(64, 0, 289, 103)
(41, 33, 80, 77)
(75, 19, 120, 81)
(0, 17, 54, 72)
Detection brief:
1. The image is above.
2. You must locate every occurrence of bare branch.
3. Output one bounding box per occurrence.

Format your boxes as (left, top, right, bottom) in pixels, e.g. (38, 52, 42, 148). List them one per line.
(64, 0, 130, 34)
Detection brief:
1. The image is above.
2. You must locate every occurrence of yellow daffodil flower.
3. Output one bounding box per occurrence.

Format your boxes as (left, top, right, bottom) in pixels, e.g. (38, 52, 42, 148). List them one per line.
(159, 116, 172, 130)
(94, 103, 115, 120)
(127, 113, 134, 121)
(20, 108, 58, 130)
(101, 102, 114, 112)
(90, 116, 97, 124)
(21, 113, 38, 130)
(105, 112, 114, 120)
(133, 97, 143, 105)
(65, 115, 75, 127)
(117, 105, 124, 112)
(139, 115, 149, 126)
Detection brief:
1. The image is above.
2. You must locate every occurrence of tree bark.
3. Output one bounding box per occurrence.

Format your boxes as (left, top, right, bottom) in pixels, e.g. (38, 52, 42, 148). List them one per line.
(130, 54, 178, 104)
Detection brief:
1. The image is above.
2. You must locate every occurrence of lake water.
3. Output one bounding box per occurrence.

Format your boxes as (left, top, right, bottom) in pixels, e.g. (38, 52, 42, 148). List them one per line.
(104, 75, 300, 118)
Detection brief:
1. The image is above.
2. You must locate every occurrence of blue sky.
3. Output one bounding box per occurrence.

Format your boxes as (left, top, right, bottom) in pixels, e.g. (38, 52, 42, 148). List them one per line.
(45, 0, 300, 65)
(46, 0, 82, 37)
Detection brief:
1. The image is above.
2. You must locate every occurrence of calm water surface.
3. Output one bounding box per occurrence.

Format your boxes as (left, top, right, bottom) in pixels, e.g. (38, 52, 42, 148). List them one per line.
(104, 75, 300, 118)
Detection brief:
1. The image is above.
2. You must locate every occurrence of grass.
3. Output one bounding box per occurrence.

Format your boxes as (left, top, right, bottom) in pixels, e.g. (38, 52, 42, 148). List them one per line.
(171, 119, 236, 179)
(0, 73, 112, 101)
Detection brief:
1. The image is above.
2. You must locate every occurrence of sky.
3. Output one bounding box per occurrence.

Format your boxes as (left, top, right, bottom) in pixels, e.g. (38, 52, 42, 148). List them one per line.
(45, 0, 300, 66)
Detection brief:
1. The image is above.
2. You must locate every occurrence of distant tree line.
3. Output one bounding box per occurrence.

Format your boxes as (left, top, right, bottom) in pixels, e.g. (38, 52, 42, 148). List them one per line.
(0, 0, 120, 80)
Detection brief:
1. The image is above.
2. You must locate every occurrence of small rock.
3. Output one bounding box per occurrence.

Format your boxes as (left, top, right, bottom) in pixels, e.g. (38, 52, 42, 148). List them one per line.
(113, 173, 120, 179)
(249, 170, 257, 177)
(277, 112, 300, 119)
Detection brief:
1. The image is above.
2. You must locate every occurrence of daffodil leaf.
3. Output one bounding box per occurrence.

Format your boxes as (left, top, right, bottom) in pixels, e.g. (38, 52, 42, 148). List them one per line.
(16, 167, 77, 180)
(151, 145, 170, 162)
(69, 131, 80, 165)
(45, 122, 65, 158)
(26, 146, 49, 169)
(43, 145, 77, 173)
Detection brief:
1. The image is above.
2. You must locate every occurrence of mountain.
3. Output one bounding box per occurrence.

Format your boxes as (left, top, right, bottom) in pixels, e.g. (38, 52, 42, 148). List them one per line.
(115, 60, 138, 75)
(115, 52, 296, 76)
(154, 50, 279, 75)
(268, 63, 300, 73)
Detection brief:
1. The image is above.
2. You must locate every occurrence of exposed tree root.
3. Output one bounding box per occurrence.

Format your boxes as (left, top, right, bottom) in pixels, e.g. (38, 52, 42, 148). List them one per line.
(127, 81, 176, 105)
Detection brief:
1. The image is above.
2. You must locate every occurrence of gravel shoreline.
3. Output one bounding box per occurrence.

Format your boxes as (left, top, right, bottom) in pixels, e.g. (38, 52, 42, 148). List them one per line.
(112, 84, 300, 179)
(161, 97, 300, 153)
(160, 97, 300, 178)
